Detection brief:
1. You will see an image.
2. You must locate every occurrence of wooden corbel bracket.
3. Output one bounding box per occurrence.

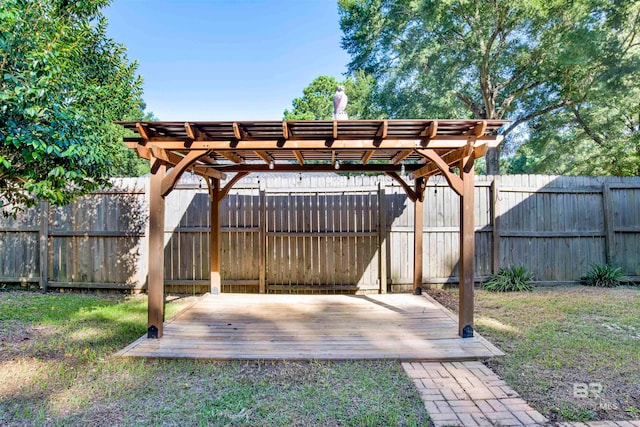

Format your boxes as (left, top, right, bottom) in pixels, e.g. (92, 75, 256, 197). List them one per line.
(411, 149, 464, 196)
(384, 172, 419, 202)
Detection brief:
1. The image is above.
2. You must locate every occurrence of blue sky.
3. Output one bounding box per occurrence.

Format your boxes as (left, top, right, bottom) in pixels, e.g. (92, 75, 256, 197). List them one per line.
(104, 0, 351, 120)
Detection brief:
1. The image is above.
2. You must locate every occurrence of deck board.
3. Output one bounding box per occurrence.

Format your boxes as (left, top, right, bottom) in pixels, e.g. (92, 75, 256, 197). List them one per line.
(116, 293, 504, 361)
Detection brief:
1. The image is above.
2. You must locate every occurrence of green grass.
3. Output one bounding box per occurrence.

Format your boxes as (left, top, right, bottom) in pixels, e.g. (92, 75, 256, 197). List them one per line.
(0, 291, 429, 427)
(432, 286, 640, 423)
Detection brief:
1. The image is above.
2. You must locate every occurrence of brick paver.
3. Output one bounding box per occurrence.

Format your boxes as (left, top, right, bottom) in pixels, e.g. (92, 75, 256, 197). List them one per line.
(403, 361, 640, 427)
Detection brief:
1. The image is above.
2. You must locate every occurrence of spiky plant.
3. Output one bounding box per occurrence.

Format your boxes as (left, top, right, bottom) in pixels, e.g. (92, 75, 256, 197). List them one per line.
(483, 266, 534, 292)
(580, 264, 629, 288)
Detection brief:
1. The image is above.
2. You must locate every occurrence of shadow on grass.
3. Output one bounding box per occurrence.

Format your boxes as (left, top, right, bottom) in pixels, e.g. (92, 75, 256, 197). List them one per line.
(0, 291, 431, 427)
(0, 292, 148, 359)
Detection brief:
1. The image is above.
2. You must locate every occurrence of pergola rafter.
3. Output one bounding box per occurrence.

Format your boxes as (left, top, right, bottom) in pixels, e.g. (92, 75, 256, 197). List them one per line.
(120, 119, 508, 340)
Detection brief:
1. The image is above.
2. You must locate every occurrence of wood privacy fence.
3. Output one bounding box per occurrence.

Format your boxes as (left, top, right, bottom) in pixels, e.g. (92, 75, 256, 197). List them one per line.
(1, 175, 638, 293)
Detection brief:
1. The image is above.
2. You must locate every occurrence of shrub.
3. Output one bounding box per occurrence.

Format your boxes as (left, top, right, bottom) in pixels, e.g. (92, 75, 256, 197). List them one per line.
(580, 264, 629, 288)
(483, 266, 534, 292)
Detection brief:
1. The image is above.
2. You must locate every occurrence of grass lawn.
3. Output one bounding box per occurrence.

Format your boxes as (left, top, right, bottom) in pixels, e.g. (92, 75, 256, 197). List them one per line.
(428, 285, 640, 423)
(0, 290, 430, 427)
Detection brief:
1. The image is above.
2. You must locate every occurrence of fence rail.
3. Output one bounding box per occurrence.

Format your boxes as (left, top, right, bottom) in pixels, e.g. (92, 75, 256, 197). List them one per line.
(1, 174, 638, 293)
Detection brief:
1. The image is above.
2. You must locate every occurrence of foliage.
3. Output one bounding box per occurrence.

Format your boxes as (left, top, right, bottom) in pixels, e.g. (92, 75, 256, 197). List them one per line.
(553, 405, 595, 423)
(338, 0, 640, 174)
(483, 266, 533, 292)
(580, 264, 629, 288)
(0, 0, 145, 215)
(283, 71, 382, 120)
(109, 109, 157, 177)
(507, 81, 640, 176)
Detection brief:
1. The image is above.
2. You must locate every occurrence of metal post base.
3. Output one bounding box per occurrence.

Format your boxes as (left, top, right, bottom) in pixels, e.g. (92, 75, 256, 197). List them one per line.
(147, 325, 159, 339)
(462, 325, 474, 338)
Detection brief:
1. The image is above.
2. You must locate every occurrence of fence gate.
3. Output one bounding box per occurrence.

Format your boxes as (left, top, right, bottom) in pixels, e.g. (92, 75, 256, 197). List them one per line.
(264, 186, 382, 294)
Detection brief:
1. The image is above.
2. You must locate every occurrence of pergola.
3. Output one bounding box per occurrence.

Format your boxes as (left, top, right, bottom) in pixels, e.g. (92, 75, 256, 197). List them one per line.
(121, 119, 507, 340)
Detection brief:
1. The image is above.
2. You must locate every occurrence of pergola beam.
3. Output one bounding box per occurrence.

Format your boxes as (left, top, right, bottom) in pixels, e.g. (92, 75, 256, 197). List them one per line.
(374, 120, 388, 146)
(209, 163, 420, 173)
(282, 121, 291, 139)
(135, 145, 151, 160)
(215, 151, 244, 164)
(465, 120, 487, 138)
(192, 165, 227, 180)
(391, 150, 413, 165)
(411, 149, 464, 196)
(124, 136, 502, 150)
(293, 150, 305, 165)
(233, 122, 249, 141)
(136, 122, 150, 140)
(361, 150, 375, 165)
(254, 150, 274, 165)
(185, 122, 207, 141)
(419, 120, 438, 146)
(196, 155, 217, 165)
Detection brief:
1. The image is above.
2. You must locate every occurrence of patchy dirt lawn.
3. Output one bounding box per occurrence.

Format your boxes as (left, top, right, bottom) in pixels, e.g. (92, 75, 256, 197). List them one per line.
(427, 286, 640, 423)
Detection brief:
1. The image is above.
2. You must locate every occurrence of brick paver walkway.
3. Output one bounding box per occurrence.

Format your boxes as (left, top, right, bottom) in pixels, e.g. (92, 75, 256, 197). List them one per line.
(403, 361, 640, 427)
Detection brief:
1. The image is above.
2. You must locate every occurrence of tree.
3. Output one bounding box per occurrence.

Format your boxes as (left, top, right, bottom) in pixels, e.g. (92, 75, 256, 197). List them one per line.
(339, 0, 640, 174)
(0, 0, 144, 214)
(110, 109, 158, 178)
(284, 71, 382, 120)
(507, 57, 640, 176)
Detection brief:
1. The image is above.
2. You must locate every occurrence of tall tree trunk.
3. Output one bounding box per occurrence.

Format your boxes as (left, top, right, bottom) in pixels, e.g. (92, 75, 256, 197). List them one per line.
(485, 147, 500, 175)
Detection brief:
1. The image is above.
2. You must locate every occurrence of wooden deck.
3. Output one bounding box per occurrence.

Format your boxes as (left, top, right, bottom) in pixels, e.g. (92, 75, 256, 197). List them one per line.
(116, 293, 504, 361)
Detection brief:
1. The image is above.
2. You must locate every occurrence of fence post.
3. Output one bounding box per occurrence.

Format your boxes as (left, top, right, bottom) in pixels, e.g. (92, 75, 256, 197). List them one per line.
(38, 201, 49, 292)
(259, 183, 267, 293)
(378, 181, 387, 293)
(491, 177, 501, 274)
(602, 183, 615, 265)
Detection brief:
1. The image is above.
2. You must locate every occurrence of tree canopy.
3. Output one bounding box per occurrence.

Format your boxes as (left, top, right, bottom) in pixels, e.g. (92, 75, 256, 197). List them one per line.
(339, 0, 640, 175)
(0, 0, 145, 214)
(283, 71, 381, 120)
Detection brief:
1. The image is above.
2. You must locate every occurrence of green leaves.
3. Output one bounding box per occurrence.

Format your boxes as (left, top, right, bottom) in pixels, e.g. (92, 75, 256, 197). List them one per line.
(0, 0, 145, 214)
(0, 155, 11, 169)
(284, 75, 339, 120)
(339, 0, 640, 175)
(580, 264, 630, 288)
(483, 266, 534, 292)
(283, 71, 381, 120)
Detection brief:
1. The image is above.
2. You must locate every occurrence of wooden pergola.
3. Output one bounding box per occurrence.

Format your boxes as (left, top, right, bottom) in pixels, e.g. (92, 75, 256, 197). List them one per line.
(121, 119, 507, 340)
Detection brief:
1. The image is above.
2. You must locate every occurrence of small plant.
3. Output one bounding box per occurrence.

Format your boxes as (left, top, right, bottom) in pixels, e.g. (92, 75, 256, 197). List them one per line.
(483, 265, 533, 292)
(580, 264, 629, 288)
(553, 404, 595, 422)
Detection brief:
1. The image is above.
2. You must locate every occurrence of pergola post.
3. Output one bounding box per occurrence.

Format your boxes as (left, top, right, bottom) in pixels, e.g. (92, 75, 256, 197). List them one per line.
(459, 158, 475, 337)
(148, 158, 166, 338)
(209, 178, 221, 294)
(413, 177, 425, 295)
